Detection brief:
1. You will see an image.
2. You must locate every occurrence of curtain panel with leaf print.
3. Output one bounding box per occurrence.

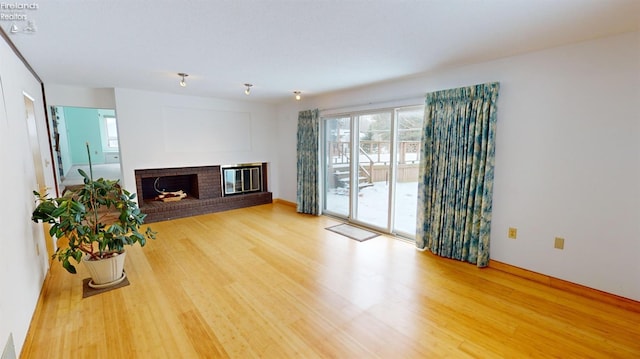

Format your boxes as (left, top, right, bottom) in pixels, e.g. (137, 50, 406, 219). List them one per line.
(416, 82, 500, 267)
(296, 109, 320, 215)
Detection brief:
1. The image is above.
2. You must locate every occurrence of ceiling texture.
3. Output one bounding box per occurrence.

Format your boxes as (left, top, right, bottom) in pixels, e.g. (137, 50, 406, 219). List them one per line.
(3, 0, 639, 103)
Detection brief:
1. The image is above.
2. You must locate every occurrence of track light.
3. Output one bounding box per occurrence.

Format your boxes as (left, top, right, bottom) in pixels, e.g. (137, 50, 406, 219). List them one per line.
(244, 83, 253, 95)
(178, 73, 188, 87)
(293, 91, 301, 100)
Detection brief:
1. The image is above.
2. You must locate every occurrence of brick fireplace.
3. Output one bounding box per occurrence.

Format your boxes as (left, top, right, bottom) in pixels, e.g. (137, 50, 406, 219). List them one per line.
(134, 163, 271, 223)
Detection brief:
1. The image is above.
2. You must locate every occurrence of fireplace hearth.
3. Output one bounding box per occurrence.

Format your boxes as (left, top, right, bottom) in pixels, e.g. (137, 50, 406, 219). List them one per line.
(135, 163, 271, 223)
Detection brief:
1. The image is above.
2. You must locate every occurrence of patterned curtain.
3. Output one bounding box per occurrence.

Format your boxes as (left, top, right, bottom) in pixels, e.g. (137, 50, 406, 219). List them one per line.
(416, 83, 500, 267)
(296, 109, 320, 214)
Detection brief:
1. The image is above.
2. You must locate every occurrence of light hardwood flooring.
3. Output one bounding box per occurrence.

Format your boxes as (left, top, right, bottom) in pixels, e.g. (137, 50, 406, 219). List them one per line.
(61, 163, 123, 188)
(21, 203, 640, 358)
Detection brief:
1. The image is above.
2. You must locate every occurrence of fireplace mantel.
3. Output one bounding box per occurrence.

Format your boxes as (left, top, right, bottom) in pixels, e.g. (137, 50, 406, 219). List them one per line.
(134, 163, 271, 223)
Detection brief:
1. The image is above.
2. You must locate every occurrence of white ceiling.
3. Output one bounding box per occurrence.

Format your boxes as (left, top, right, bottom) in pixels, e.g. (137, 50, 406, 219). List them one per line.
(5, 0, 640, 103)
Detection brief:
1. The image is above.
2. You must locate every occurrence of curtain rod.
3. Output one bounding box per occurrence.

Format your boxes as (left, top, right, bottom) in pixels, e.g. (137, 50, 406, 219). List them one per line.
(319, 95, 425, 113)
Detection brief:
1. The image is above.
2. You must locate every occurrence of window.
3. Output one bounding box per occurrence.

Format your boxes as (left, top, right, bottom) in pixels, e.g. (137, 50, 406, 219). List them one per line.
(103, 116, 119, 149)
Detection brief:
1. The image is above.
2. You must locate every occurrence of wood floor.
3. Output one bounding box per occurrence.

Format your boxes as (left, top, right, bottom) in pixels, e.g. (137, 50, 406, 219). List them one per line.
(21, 203, 640, 358)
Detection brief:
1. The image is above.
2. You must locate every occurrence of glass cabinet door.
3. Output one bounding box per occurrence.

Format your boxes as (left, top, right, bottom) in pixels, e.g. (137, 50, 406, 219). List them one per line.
(223, 166, 262, 195)
(224, 169, 236, 194)
(250, 167, 260, 191)
(235, 169, 243, 192)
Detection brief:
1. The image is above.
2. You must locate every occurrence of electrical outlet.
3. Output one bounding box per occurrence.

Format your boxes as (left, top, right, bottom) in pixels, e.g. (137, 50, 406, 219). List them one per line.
(508, 227, 517, 239)
(554, 237, 565, 250)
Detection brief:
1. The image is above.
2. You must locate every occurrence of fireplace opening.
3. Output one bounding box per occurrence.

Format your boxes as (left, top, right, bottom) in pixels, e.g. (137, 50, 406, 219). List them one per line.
(221, 163, 262, 196)
(140, 174, 199, 200)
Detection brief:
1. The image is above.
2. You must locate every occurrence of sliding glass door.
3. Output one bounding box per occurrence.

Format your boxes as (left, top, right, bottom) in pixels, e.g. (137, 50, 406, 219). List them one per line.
(322, 105, 423, 239)
(324, 116, 351, 217)
(353, 112, 391, 229)
(393, 106, 424, 237)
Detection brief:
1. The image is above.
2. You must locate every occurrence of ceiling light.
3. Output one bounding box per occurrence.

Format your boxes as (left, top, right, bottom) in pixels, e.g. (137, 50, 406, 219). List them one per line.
(293, 91, 301, 100)
(244, 83, 253, 95)
(178, 73, 188, 87)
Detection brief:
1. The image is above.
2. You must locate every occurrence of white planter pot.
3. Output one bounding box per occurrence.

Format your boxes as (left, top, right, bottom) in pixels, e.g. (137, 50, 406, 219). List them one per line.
(83, 251, 126, 287)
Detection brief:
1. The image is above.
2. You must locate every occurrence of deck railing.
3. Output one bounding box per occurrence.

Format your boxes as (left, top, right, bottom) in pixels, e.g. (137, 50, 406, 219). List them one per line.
(328, 140, 421, 165)
(328, 141, 421, 185)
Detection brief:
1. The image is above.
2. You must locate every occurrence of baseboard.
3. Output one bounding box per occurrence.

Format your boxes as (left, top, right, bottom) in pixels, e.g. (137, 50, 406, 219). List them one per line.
(489, 260, 640, 313)
(273, 198, 296, 208)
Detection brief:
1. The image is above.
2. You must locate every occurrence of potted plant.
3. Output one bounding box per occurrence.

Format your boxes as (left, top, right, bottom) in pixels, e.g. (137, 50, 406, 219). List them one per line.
(31, 143, 155, 288)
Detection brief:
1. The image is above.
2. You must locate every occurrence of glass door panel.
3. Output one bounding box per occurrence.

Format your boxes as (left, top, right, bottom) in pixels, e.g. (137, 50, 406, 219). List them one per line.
(224, 169, 237, 194)
(324, 116, 351, 217)
(354, 112, 391, 229)
(393, 106, 424, 237)
(250, 168, 260, 191)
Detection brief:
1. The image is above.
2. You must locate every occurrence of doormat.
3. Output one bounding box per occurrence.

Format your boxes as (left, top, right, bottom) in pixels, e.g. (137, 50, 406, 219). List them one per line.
(326, 223, 379, 242)
(82, 276, 130, 298)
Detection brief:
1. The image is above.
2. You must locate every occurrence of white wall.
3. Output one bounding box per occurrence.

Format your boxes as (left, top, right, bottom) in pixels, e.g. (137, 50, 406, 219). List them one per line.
(44, 85, 116, 109)
(277, 32, 640, 301)
(113, 88, 280, 196)
(275, 101, 303, 203)
(0, 38, 53, 355)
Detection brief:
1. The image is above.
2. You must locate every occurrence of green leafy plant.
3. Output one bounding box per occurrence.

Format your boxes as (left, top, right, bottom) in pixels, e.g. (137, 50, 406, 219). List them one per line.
(31, 143, 155, 274)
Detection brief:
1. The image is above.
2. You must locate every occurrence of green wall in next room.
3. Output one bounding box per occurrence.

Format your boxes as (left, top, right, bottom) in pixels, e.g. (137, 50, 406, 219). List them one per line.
(63, 107, 115, 165)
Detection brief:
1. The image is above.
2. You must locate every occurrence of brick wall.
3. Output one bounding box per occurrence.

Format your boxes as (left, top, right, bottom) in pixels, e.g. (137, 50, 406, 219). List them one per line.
(134, 164, 271, 223)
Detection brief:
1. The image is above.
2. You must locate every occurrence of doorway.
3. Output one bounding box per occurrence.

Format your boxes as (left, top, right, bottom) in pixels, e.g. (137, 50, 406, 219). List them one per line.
(25, 94, 53, 259)
(323, 105, 424, 238)
(49, 106, 122, 193)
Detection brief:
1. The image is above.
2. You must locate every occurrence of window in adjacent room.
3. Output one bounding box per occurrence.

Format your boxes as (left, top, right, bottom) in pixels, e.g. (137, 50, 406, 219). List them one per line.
(103, 116, 119, 150)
